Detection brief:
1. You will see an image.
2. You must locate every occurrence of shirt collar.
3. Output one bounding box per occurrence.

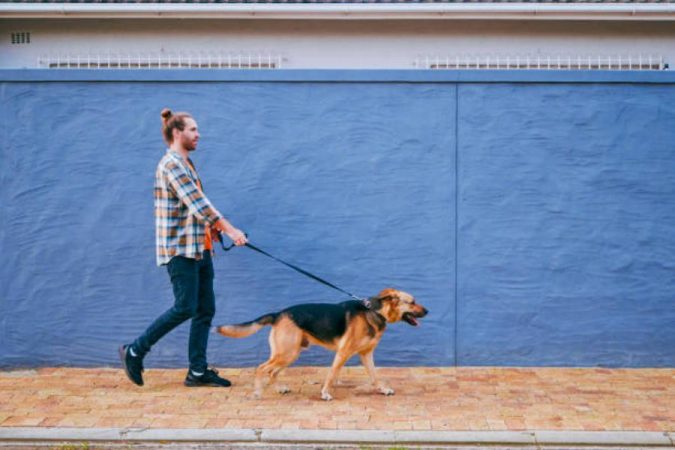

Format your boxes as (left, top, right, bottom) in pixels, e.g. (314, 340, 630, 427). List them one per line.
(166, 149, 198, 178)
(167, 149, 184, 161)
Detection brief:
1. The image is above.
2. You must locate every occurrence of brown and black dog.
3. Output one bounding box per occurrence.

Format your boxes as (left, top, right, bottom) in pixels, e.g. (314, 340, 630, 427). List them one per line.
(216, 288, 428, 400)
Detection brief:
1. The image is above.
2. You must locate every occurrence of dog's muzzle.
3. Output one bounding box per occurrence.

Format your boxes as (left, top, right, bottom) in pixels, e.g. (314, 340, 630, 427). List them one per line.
(403, 307, 428, 327)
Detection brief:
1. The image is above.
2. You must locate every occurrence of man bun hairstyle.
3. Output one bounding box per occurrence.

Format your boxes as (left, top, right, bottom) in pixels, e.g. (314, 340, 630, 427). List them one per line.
(161, 108, 192, 145)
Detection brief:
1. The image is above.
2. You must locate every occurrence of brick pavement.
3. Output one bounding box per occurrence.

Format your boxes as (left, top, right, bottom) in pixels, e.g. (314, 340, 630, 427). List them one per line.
(0, 367, 673, 433)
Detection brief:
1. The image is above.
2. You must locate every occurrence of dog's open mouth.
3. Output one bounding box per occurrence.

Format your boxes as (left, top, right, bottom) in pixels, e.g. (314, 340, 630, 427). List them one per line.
(403, 312, 420, 327)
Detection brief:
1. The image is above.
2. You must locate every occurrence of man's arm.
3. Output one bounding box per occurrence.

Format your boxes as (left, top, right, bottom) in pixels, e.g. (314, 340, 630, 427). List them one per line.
(164, 163, 247, 246)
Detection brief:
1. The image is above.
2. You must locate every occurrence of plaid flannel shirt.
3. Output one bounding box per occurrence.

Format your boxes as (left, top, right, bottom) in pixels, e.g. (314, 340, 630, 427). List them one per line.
(155, 150, 223, 266)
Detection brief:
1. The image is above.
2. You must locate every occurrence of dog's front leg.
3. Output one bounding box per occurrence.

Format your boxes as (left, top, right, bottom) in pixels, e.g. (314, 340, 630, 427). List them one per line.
(321, 350, 351, 401)
(359, 350, 394, 396)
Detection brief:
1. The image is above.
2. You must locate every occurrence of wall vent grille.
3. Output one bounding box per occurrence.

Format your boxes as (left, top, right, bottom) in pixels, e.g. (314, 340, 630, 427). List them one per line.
(415, 54, 668, 71)
(38, 52, 283, 69)
(11, 32, 31, 45)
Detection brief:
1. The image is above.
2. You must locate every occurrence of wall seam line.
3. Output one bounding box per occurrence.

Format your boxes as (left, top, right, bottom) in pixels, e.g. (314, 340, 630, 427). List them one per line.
(454, 82, 459, 367)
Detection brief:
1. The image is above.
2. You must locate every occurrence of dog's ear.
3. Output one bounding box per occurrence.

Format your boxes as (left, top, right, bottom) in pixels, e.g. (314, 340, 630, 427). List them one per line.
(375, 289, 402, 322)
(377, 288, 400, 302)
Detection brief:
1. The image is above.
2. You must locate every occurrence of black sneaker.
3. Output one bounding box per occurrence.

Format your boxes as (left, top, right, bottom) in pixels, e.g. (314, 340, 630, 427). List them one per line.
(184, 367, 231, 387)
(119, 345, 144, 386)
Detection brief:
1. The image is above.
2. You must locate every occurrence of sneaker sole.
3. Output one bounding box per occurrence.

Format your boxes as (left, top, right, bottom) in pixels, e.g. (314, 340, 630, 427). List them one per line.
(184, 380, 231, 388)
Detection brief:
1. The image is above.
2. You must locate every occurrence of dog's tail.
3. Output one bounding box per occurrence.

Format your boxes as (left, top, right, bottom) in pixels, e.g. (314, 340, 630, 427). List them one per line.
(215, 313, 280, 338)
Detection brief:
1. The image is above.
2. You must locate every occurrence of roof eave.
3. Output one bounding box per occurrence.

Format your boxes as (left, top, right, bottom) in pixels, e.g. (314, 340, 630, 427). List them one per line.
(1, 3, 675, 21)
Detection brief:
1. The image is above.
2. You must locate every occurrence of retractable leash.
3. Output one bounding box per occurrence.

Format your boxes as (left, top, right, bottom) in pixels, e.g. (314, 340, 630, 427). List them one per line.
(218, 232, 368, 305)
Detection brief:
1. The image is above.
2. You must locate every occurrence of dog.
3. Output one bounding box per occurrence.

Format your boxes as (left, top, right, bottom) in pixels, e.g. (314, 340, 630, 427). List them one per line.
(216, 288, 428, 400)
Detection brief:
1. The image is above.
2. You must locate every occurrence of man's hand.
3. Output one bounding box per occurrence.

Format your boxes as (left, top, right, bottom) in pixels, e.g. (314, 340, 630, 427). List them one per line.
(215, 218, 248, 246)
(227, 228, 248, 247)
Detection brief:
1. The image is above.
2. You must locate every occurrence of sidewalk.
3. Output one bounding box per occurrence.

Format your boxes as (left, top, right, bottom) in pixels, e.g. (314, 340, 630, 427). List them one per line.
(0, 366, 673, 447)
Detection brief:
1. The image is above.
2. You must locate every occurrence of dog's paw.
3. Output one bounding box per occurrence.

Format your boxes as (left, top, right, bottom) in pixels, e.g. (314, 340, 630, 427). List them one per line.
(321, 391, 334, 401)
(379, 386, 395, 396)
(276, 385, 291, 394)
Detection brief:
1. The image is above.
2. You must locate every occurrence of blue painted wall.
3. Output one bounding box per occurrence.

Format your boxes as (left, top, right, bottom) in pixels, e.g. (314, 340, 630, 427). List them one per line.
(0, 71, 673, 368)
(457, 83, 675, 366)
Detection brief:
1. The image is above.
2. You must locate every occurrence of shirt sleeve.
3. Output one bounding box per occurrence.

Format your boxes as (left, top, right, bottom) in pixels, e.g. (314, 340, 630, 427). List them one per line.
(163, 162, 223, 226)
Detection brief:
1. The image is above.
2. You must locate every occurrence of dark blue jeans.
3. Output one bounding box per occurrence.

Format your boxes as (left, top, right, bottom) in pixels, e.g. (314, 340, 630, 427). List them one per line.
(132, 251, 215, 373)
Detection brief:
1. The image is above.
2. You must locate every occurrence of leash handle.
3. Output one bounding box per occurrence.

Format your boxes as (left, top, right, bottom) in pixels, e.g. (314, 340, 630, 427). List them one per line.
(217, 231, 242, 252)
(217, 231, 364, 302)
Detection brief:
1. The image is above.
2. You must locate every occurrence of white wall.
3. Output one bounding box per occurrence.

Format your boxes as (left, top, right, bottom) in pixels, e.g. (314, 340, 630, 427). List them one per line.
(1, 18, 674, 69)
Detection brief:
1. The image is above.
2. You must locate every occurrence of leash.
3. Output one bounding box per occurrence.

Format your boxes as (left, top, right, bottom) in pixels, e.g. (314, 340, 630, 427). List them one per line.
(218, 232, 366, 303)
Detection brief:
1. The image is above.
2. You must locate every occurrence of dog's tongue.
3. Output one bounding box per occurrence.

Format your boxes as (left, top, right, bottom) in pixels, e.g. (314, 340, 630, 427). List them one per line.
(404, 314, 419, 327)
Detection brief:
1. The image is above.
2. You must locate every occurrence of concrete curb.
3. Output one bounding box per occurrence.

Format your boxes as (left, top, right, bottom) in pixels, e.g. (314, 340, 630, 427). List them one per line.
(0, 427, 673, 447)
(260, 430, 535, 445)
(533, 431, 673, 446)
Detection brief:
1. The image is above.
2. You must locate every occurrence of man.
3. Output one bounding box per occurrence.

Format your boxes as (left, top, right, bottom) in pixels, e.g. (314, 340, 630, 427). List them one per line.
(120, 108, 247, 388)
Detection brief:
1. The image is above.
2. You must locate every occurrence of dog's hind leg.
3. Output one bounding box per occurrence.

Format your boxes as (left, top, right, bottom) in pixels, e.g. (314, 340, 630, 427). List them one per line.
(269, 366, 292, 394)
(254, 358, 290, 398)
(359, 350, 394, 396)
(254, 319, 302, 399)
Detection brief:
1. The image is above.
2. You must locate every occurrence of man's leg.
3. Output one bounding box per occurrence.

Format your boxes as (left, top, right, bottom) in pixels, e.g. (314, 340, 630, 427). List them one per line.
(184, 251, 231, 387)
(121, 256, 199, 386)
(133, 256, 200, 355)
(188, 250, 216, 374)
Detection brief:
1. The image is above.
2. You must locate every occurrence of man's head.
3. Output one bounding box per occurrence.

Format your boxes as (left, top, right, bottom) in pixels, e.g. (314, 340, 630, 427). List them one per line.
(161, 108, 199, 152)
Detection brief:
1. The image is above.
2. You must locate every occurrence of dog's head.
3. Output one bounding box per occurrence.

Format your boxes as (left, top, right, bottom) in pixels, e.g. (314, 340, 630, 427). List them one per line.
(370, 288, 428, 326)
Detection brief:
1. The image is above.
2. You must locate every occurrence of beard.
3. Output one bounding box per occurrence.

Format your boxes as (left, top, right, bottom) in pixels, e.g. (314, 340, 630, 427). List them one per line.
(183, 136, 198, 152)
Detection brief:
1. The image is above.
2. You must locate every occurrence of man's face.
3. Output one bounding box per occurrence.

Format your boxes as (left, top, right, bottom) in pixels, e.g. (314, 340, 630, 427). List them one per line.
(176, 118, 199, 151)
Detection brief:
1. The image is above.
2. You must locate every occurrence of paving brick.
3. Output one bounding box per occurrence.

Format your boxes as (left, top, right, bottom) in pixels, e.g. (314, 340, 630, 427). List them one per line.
(56, 415, 102, 428)
(0, 367, 673, 434)
(1, 416, 45, 426)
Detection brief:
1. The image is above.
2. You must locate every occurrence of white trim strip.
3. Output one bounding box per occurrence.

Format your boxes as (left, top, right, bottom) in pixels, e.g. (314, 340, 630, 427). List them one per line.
(1, 3, 675, 21)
